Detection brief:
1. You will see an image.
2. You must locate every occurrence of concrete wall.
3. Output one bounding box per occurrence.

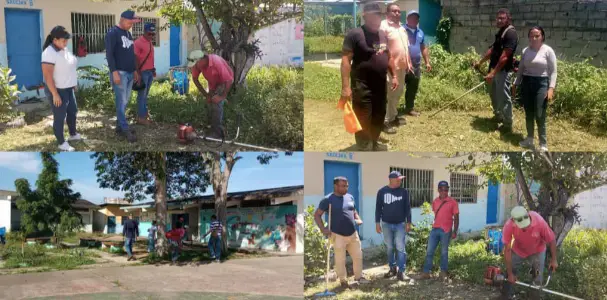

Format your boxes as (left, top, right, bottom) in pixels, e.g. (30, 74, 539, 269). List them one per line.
(441, 0, 607, 65)
(304, 152, 510, 248)
(0, 198, 11, 232)
(0, 0, 175, 99)
(572, 185, 607, 229)
(77, 209, 93, 233)
(92, 210, 105, 232)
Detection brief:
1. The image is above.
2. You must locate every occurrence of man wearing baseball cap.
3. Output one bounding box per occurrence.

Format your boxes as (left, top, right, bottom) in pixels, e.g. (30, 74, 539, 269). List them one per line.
(500, 206, 557, 299)
(105, 10, 141, 143)
(416, 180, 459, 279)
(402, 10, 431, 117)
(188, 50, 234, 139)
(134, 23, 156, 125)
(375, 171, 412, 281)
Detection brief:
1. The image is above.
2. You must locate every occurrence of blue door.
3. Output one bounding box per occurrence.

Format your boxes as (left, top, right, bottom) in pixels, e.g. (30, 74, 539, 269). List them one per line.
(418, 0, 442, 42)
(107, 216, 116, 234)
(486, 181, 499, 224)
(170, 25, 181, 67)
(4, 9, 43, 90)
(323, 161, 361, 234)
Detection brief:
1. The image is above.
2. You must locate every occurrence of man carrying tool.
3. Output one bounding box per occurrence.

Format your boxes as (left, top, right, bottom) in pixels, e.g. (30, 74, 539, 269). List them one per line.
(375, 171, 412, 281)
(314, 176, 368, 288)
(188, 50, 234, 139)
(340, 2, 398, 151)
(473, 8, 518, 133)
(380, 3, 411, 134)
(416, 181, 459, 280)
(500, 206, 557, 300)
(402, 10, 431, 118)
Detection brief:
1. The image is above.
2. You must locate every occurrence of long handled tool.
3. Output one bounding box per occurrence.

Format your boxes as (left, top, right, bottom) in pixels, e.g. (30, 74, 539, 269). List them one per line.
(485, 266, 584, 300)
(429, 81, 486, 117)
(315, 204, 336, 299)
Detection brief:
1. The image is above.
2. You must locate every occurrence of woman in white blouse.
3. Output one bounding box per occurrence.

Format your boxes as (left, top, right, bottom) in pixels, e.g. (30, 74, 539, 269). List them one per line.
(41, 26, 81, 152)
(512, 26, 557, 152)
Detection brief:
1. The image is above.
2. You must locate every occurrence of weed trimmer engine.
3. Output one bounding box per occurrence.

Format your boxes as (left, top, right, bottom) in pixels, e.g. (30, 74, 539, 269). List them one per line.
(484, 265, 504, 286)
(177, 123, 197, 144)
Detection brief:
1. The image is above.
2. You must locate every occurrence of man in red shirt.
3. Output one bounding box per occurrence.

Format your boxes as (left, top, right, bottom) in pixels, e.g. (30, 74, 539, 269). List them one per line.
(417, 181, 459, 279)
(500, 206, 558, 299)
(134, 23, 156, 125)
(187, 50, 234, 139)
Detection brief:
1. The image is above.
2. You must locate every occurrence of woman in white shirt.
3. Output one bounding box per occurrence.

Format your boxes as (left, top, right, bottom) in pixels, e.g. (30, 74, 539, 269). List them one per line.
(512, 26, 557, 152)
(41, 26, 81, 152)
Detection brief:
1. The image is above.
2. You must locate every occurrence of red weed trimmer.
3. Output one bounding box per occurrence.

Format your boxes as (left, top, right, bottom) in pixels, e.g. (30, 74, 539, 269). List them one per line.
(484, 265, 584, 300)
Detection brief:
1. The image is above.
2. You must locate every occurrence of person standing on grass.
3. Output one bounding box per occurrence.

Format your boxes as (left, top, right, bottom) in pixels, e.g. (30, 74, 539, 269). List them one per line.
(314, 176, 368, 289)
(512, 26, 557, 152)
(147, 220, 157, 253)
(500, 206, 558, 300)
(122, 216, 139, 261)
(105, 10, 141, 143)
(416, 181, 459, 280)
(203, 215, 223, 263)
(134, 23, 156, 125)
(402, 10, 431, 117)
(41, 26, 82, 152)
(167, 222, 185, 264)
(375, 171, 412, 281)
(380, 3, 412, 134)
(188, 50, 234, 139)
(473, 8, 518, 134)
(340, 2, 398, 151)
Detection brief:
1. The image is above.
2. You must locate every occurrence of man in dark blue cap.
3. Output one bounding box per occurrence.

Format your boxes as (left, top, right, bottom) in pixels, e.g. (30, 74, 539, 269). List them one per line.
(403, 10, 431, 117)
(134, 22, 156, 125)
(105, 10, 141, 143)
(375, 171, 412, 281)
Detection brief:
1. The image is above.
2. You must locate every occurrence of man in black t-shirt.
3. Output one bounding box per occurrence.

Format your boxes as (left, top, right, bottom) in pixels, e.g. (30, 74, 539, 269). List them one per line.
(340, 3, 398, 151)
(473, 8, 518, 133)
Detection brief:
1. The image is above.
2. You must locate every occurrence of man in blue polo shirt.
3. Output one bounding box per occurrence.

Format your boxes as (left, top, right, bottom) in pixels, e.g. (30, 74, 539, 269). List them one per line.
(105, 10, 141, 143)
(403, 10, 431, 117)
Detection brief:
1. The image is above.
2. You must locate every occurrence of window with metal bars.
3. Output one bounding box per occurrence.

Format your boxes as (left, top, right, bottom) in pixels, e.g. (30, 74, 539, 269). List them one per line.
(450, 173, 478, 204)
(132, 17, 160, 46)
(71, 13, 115, 54)
(389, 167, 434, 208)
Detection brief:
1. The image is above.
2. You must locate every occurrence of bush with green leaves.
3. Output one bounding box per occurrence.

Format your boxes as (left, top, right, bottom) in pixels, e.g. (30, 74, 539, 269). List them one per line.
(405, 202, 434, 270)
(0, 66, 21, 121)
(304, 205, 328, 278)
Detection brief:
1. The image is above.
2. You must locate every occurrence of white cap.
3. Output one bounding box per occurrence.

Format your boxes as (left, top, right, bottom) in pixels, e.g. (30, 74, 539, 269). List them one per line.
(187, 50, 206, 68)
(510, 206, 531, 229)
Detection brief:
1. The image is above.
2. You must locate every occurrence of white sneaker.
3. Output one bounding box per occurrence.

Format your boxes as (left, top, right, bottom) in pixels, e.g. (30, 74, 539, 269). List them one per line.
(67, 133, 82, 141)
(539, 144, 548, 152)
(519, 137, 534, 149)
(58, 142, 75, 152)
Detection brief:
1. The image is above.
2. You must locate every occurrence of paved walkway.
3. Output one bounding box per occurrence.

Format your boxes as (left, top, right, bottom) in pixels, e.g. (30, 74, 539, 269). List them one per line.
(0, 256, 303, 300)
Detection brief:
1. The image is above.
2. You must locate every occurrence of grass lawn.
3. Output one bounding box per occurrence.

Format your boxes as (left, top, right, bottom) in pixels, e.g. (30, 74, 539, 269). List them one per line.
(305, 36, 344, 55)
(0, 243, 99, 271)
(32, 292, 303, 300)
(304, 62, 607, 152)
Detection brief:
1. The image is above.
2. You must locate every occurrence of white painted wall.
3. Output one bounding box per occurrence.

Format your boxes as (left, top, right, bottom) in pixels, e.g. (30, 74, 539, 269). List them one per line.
(0, 198, 11, 232)
(253, 18, 304, 66)
(574, 185, 607, 229)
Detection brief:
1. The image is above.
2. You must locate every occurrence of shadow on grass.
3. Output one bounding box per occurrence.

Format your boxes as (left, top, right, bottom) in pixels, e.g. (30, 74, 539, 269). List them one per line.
(470, 116, 525, 147)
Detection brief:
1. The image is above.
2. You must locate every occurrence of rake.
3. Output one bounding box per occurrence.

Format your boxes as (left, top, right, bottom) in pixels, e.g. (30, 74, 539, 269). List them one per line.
(315, 204, 336, 299)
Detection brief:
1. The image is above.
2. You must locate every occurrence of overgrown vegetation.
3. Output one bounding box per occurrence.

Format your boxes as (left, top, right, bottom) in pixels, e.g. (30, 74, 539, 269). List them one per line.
(0, 66, 21, 122)
(436, 17, 452, 52)
(304, 205, 327, 278)
(0, 242, 97, 270)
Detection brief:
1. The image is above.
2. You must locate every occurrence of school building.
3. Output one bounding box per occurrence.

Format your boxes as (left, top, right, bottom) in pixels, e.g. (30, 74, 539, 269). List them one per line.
(304, 152, 520, 248)
(1, 0, 303, 99)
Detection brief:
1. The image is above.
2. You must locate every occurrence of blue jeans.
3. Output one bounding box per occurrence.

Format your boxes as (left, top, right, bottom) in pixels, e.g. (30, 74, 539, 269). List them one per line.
(209, 236, 222, 259)
(169, 240, 180, 262)
(490, 70, 513, 127)
(502, 249, 546, 298)
(207, 100, 226, 138)
(147, 238, 155, 253)
(136, 70, 154, 118)
(44, 86, 78, 145)
(110, 71, 134, 131)
(382, 222, 407, 273)
(423, 228, 452, 273)
(124, 237, 135, 257)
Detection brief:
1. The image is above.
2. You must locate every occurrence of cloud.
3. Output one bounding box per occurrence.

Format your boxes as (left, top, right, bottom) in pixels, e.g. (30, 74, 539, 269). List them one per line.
(0, 152, 41, 173)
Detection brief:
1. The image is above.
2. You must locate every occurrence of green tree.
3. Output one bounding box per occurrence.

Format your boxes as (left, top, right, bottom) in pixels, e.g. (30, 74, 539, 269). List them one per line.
(133, 0, 302, 88)
(92, 152, 211, 256)
(14, 153, 82, 248)
(450, 152, 607, 247)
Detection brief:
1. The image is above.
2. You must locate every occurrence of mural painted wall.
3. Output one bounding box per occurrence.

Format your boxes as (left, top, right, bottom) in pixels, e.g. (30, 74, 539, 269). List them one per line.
(200, 206, 298, 252)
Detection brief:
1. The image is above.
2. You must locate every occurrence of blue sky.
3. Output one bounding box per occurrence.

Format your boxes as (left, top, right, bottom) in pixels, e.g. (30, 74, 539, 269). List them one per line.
(0, 152, 303, 204)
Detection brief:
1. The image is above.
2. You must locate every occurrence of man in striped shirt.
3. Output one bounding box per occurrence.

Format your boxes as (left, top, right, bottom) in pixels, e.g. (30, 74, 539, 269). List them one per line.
(204, 215, 223, 262)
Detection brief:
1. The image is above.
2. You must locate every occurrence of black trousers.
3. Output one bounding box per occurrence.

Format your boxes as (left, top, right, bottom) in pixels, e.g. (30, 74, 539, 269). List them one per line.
(352, 78, 387, 147)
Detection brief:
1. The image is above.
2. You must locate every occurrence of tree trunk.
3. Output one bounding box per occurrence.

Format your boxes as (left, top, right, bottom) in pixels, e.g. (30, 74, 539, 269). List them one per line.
(154, 153, 169, 257)
(211, 151, 239, 256)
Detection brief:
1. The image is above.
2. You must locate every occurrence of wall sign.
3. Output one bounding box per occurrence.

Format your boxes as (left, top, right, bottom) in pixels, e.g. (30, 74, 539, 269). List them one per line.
(326, 152, 354, 160)
(6, 0, 34, 6)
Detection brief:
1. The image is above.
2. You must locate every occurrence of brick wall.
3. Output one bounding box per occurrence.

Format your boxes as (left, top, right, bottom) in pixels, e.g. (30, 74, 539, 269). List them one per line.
(441, 0, 607, 65)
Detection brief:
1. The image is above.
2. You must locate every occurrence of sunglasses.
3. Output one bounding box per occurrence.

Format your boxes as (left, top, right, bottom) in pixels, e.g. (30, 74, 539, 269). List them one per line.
(439, 188, 449, 192)
(187, 58, 197, 62)
(513, 215, 529, 223)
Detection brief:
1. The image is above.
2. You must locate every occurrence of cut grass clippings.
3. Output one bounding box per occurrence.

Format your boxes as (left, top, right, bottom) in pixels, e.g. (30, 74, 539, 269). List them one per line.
(304, 62, 607, 151)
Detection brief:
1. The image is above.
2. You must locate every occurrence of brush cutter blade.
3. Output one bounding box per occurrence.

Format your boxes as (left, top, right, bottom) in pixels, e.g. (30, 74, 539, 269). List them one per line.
(314, 289, 336, 298)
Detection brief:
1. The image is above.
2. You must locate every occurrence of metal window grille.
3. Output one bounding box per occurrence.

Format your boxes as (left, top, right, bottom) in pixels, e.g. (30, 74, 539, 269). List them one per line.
(71, 13, 115, 54)
(132, 17, 160, 46)
(450, 173, 479, 204)
(389, 167, 434, 208)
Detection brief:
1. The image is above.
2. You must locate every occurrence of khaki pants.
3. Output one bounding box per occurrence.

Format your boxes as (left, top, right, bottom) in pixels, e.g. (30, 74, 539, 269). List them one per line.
(331, 232, 363, 282)
(385, 68, 407, 124)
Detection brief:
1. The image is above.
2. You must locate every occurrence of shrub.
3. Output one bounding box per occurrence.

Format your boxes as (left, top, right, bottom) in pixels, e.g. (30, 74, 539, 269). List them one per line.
(0, 66, 21, 121)
(304, 205, 328, 278)
(436, 17, 452, 52)
(406, 202, 434, 270)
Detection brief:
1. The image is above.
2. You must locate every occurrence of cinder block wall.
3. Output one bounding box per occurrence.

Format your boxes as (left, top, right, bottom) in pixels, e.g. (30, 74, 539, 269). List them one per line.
(442, 0, 607, 65)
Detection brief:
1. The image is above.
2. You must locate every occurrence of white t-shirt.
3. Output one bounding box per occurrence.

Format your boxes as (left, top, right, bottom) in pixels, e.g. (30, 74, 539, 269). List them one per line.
(41, 45, 78, 89)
